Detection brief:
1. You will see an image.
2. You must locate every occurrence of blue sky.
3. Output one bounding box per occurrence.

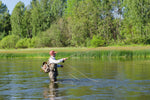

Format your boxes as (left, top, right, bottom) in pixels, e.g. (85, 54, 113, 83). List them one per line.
(1, 0, 32, 14)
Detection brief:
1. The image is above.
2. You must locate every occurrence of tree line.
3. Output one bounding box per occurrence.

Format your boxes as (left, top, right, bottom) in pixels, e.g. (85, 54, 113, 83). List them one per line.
(0, 0, 150, 48)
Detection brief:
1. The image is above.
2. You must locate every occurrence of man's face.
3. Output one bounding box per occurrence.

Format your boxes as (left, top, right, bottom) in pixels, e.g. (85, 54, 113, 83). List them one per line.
(53, 53, 56, 57)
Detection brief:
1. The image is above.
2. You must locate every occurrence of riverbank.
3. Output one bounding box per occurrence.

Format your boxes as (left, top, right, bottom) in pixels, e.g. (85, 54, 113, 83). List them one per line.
(0, 46, 150, 58)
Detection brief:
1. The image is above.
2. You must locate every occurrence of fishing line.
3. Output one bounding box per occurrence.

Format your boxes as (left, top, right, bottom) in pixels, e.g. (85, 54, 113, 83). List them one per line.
(63, 49, 99, 82)
(66, 63, 98, 82)
(69, 74, 80, 80)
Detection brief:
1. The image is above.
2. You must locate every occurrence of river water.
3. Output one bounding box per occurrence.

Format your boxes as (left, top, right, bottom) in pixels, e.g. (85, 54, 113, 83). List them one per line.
(0, 58, 150, 100)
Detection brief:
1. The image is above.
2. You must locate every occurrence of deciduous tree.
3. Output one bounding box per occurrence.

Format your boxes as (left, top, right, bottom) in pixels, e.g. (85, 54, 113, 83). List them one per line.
(11, 1, 25, 37)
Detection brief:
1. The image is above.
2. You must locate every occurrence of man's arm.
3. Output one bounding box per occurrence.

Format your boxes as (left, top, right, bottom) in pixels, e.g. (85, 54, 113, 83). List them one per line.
(50, 57, 64, 64)
(57, 64, 63, 67)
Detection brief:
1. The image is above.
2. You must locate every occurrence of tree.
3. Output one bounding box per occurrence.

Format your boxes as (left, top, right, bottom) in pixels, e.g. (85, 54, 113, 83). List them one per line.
(65, 0, 78, 17)
(122, 0, 150, 42)
(39, 0, 50, 31)
(0, 1, 11, 40)
(65, 0, 109, 46)
(22, 6, 32, 38)
(47, 0, 66, 26)
(10, 1, 25, 37)
(30, 0, 41, 37)
(30, 0, 66, 37)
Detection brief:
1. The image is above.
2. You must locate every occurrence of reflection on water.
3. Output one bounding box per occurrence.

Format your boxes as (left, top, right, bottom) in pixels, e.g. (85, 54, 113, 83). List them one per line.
(43, 82, 59, 100)
(0, 58, 150, 100)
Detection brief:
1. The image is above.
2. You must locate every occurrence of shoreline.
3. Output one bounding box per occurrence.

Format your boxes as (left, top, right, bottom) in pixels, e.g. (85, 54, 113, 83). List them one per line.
(0, 46, 150, 58)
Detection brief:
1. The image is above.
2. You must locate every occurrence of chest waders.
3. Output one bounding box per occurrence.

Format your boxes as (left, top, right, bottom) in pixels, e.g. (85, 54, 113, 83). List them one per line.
(48, 63, 58, 82)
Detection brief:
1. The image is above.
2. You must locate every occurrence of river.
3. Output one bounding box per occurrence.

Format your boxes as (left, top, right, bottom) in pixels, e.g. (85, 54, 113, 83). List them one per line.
(0, 58, 150, 100)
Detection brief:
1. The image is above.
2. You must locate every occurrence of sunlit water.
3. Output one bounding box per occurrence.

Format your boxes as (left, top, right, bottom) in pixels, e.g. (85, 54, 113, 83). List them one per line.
(0, 58, 150, 100)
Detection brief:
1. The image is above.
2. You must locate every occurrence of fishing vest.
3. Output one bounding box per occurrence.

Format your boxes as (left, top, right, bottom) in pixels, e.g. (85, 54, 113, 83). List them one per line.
(41, 62, 50, 73)
(41, 62, 58, 75)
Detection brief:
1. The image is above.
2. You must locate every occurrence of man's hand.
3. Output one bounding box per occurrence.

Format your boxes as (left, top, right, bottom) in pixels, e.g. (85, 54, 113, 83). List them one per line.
(62, 58, 68, 63)
(63, 58, 68, 61)
(61, 65, 64, 68)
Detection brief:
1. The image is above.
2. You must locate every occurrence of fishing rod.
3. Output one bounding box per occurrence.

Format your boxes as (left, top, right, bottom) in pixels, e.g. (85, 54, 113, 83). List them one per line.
(62, 52, 78, 63)
(66, 49, 92, 59)
(67, 52, 78, 59)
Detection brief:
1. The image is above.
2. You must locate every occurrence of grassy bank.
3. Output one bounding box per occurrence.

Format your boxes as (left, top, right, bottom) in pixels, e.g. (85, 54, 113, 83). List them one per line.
(0, 46, 150, 58)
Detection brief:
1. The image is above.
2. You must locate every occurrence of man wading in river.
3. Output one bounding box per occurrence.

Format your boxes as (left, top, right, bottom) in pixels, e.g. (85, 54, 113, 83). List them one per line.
(42, 50, 67, 82)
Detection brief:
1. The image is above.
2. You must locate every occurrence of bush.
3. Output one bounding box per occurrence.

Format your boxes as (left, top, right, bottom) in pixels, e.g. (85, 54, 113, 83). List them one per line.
(29, 37, 40, 48)
(132, 37, 145, 44)
(0, 35, 19, 49)
(90, 35, 105, 47)
(37, 20, 68, 47)
(16, 37, 40, 48)
(125, 36, 150, 45)
(37, 30, 52, 47)
(144, 37, 150, 44)
(124, 36, 145, 45)
(16, 38, 28, 48)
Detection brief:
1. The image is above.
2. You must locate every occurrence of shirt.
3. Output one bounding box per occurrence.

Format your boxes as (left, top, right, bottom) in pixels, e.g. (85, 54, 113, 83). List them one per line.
(48, 56, 64, 67)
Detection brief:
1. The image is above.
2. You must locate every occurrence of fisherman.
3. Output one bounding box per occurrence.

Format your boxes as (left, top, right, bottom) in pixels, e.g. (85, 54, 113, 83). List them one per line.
(47, 50, 67, 82)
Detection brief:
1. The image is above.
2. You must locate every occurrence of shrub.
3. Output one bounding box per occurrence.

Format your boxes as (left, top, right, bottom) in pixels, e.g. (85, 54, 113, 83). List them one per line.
(90, 35, 105, 47)
(15, 38, 29, 48)
(37, 30, 52, 47)
(37, 21, 68, 47)
(16, 37, 40, 48)
(0, 35, 19, 49)
(28, 37, 40, 48)
(132, 37, 145, 44)
(144, 37, 150, 44)
(124, 36, 145, 45)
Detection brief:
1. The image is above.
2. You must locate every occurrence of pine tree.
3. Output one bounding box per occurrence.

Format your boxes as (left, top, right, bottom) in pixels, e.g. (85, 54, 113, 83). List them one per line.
(0, 1, 11, 40)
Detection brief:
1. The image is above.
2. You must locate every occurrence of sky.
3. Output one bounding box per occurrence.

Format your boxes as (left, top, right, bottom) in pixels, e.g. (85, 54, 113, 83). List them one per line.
(1, 0, 32, 14)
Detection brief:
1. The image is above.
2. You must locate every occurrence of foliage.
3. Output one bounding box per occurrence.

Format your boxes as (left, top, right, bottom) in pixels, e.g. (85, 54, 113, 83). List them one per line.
(1, 47, 150, 58)
(30, 0, 41, 37)
(66, 0, 101, 46)
(0, 1, 11, 40)
(15, 37, 40, 48)
(91, 35, 105, 47)
(10, 1, 25, 37)
(0, 0, 150, 48)
(22, 7, 32, 38)
(122, 0, 150, 39)
(37, 30, 52, 47)
(15, 38, 29, 48)
(0, 35, 19, 49)
(37, 18, 69, 47)
(144, 37, 150, 44)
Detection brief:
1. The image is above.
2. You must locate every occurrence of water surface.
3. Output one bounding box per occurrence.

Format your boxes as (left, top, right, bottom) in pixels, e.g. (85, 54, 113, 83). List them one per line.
(0, 58, 150, 100)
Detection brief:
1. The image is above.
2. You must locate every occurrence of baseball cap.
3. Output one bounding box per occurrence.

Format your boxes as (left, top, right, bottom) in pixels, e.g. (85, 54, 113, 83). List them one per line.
(49, 50, 57, 55)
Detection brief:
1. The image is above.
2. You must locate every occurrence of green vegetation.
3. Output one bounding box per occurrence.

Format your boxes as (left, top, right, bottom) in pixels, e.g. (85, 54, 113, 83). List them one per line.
(0, 35, 19, 48)
(0, 0, 150, 48)
(0, 47, 150, 58)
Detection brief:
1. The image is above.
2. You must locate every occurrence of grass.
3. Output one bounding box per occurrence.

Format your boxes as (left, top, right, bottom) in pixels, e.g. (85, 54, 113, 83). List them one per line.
(0, 46, 150, 58)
